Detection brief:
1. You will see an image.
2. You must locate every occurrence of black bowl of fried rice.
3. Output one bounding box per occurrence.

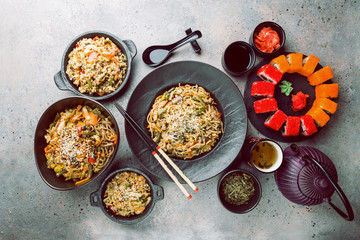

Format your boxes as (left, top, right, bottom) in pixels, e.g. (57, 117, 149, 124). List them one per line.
(90, 168, 164, 224)
(54, 31, 137, 100)
(34, 96, 120, 190)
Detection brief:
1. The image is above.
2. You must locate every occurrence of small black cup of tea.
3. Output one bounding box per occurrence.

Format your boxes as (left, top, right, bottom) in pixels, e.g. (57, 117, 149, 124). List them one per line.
(221, 41, 256, 76)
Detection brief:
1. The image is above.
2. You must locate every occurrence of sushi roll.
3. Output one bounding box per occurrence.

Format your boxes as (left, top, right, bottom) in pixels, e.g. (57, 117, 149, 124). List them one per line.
(298, 55, 320, 77)
(313, 97, 338, 114)
(253, 98, 278, 114)
(307, 66, 334, 86)
(264, 110, 287, 131)
(286, 53, 303, 73)
(270, 55, 290, 73)
(300, 115, 318, 136)
(306, 106, 330, 127)
(282, 116, 301, 137)
(315, 83, 339, 99)
(251, 81, 276, 98)
(257, 64, 283, 85)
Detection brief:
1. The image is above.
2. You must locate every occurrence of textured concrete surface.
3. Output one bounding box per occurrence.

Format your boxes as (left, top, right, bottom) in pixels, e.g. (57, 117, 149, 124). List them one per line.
(1, 0, 359, 239)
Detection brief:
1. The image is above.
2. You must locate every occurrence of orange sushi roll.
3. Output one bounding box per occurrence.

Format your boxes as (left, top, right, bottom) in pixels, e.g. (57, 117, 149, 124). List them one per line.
(315, 83, 339, 99)
(270, 55, 290, 73)
(306, 106, 330, 127)
(286, 53, 303, 73)
(298, 55, 320, 77)
(308, 66, 334, 86)
(313, 97, 338, 114)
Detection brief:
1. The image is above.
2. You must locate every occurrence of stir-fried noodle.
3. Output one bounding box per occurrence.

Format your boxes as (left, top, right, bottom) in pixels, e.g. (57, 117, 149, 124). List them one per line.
(44, 105, 117, 183)
(147, 84, 223, 159)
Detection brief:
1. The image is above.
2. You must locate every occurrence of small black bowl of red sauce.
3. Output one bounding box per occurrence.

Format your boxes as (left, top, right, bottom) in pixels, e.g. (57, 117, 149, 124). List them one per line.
(250, 21, 286, 58)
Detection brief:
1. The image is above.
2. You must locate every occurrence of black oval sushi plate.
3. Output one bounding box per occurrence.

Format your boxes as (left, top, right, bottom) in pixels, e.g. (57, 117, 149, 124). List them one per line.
(244, 57, 331, 143)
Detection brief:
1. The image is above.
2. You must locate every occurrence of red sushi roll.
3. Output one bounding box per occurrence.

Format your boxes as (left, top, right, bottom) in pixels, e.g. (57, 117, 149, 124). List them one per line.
(257, 64, 283, 85)
(251, 81, 276, 98)
(264, 110, 287, 131)
(282, 116, 300, 137)
(253, 98, 278, 114)
(300, 115, 318, 136)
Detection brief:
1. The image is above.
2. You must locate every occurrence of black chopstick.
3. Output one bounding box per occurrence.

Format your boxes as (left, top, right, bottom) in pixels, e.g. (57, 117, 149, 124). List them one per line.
(114, 102, 198, 199)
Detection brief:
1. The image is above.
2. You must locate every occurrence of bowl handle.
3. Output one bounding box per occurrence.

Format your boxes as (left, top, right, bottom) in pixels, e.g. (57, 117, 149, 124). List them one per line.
(153, 184, 164, 201)
(123, 40, 137, 59)
(90, 190, 102, 207)
(54, 71, 69, 91)
(305, 155, 354, 221)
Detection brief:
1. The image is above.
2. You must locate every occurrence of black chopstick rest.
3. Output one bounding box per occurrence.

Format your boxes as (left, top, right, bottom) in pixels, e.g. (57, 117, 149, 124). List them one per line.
(185, 28, 201, 54)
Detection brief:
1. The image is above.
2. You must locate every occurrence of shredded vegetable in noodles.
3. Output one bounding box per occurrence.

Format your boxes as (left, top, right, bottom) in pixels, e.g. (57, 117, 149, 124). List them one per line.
(147, 84, 223, 159)
(44, 105, 117, 183)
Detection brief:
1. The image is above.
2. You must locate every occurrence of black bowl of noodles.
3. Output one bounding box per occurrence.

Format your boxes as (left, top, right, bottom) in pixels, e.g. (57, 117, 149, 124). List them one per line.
(90, 168, 164, 224)
(125, 61, 248, 183)
(217, 169, 262, 214)
(34, 96, 120, 190)
(54, 30, 137, 101)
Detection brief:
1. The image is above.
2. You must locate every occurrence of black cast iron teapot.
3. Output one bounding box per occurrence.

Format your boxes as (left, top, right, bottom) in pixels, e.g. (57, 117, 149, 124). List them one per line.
(274, 144, 354, 221)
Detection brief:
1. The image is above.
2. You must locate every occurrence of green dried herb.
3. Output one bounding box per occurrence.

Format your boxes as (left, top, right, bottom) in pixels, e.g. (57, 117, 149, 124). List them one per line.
(279, 80, 293, 96)
(221, 173, 255, 205)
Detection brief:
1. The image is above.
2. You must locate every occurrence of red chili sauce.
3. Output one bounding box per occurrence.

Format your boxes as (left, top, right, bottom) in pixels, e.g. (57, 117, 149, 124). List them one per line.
(254, 27, 280, 53)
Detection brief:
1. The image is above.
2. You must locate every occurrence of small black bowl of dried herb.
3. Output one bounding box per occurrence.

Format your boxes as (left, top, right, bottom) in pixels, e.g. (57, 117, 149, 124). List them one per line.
(217, 169, 262, 214)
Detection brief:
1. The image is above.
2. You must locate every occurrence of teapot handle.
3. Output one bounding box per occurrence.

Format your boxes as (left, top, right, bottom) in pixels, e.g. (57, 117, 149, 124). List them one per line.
(304, 154, 354, 221)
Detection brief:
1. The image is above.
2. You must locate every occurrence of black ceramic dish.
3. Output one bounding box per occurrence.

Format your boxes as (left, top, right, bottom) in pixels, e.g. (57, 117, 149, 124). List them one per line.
(54, 31, 137, 101)
(34, 97, 120, 190)
(250, 21, 286, 58)
(244, 56, 333, 142)
(125, 61, 248, 183)
(218, 169, 262, 214)
(90, 168, 164, 224)
(222, 41, 256, 76)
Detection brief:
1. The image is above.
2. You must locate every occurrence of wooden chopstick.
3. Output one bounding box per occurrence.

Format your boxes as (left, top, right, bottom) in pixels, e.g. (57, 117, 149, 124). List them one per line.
(114, 102, 198, 192)
(114, 102, 198, 199)
(156, 147, 198, 192)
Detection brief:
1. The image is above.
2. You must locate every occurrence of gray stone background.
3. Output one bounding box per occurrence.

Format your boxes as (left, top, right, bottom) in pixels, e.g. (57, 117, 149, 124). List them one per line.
(1, 0, 359, 239)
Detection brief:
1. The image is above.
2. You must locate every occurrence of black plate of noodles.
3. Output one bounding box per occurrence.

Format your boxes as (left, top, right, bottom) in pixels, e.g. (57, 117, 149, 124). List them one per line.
(125, 61, 248, 182)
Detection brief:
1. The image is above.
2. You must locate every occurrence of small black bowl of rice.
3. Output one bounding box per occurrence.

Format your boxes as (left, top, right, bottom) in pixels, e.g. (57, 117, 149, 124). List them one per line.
(54, 31, 137, 101)
(90, 168, 164, 224)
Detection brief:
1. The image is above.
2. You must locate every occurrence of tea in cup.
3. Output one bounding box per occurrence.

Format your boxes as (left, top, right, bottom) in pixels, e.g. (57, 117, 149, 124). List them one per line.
(247, 138, 283, 173)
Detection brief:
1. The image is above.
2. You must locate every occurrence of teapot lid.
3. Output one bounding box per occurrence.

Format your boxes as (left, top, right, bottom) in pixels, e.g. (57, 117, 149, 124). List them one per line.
(298, 163, 335, 201)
